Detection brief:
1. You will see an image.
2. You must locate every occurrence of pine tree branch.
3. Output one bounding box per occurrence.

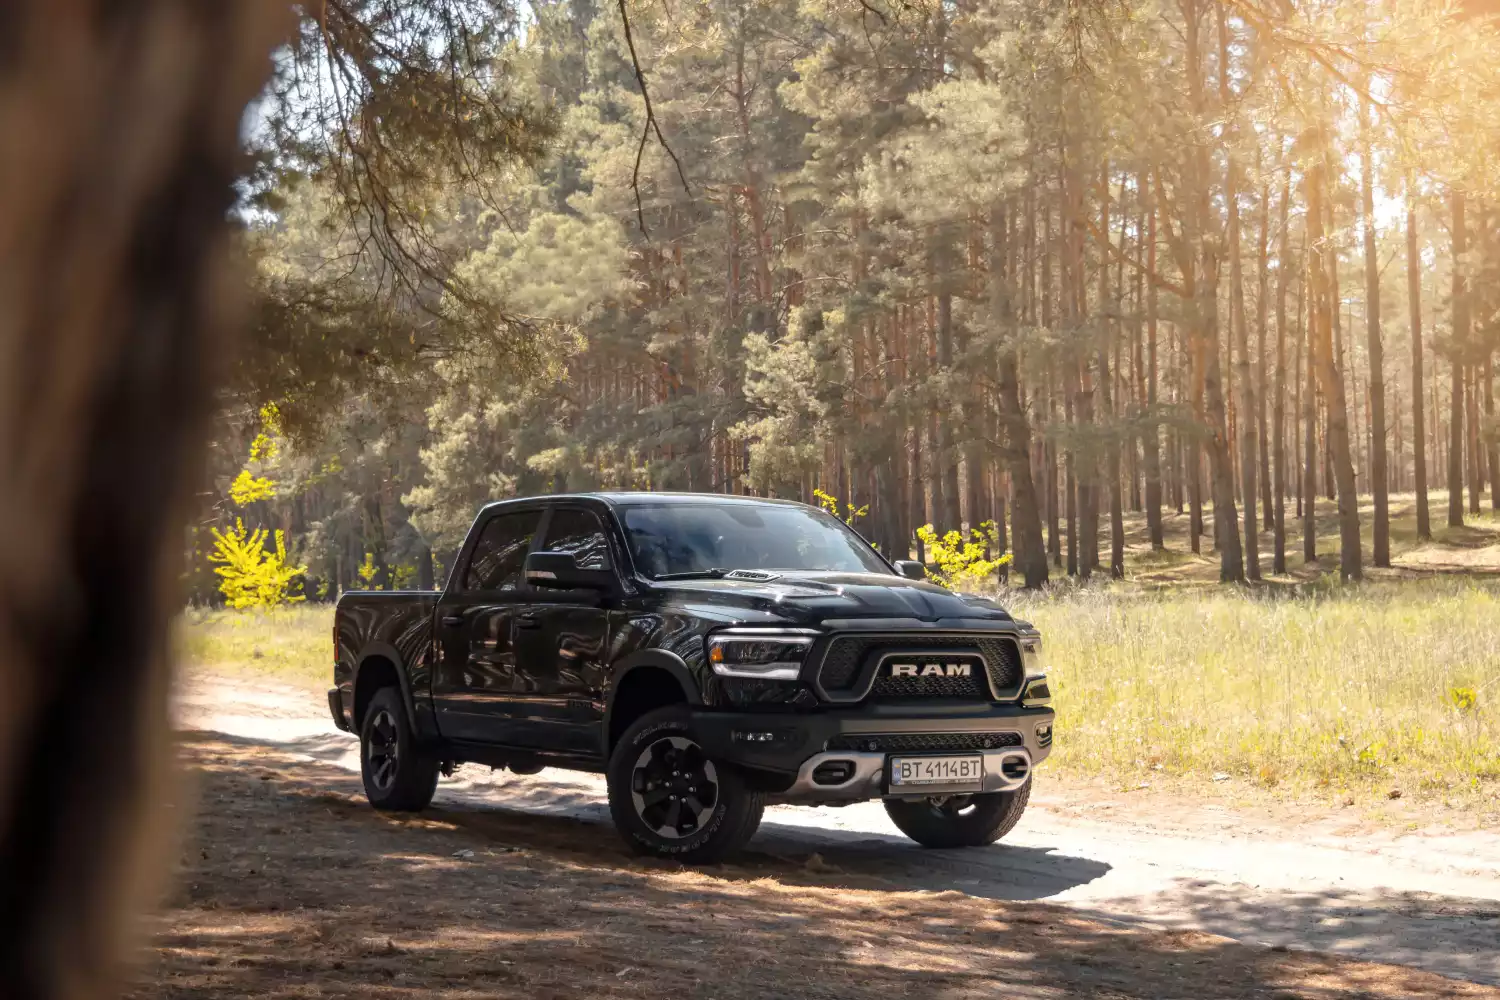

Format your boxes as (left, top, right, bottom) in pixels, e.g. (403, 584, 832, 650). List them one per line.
(1083, 212, 1187, 299)
(618, 0, 692, 235)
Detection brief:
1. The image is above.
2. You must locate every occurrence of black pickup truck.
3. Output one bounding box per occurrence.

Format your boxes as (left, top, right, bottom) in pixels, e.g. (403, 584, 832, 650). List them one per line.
(330, 492, 1053, 861)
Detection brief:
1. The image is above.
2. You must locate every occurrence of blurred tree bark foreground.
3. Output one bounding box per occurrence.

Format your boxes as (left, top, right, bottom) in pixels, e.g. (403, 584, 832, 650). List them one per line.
(0, 3, 280, 996)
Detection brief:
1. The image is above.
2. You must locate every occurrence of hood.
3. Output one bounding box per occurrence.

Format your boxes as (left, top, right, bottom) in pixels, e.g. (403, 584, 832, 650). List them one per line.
(646, 570, 1013, 627)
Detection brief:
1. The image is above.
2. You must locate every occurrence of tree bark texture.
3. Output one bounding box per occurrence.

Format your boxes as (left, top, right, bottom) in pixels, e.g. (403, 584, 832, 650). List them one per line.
(0, 3, 281, 997)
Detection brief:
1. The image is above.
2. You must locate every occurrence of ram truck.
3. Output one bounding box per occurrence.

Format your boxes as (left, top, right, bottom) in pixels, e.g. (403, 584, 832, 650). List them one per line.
(330, 492, 1054, 861)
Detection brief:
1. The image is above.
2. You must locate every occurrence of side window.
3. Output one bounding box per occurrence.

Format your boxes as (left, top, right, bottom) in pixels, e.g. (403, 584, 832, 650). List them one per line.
(540, 508, 611, 570)
(462, 512, 539, 592)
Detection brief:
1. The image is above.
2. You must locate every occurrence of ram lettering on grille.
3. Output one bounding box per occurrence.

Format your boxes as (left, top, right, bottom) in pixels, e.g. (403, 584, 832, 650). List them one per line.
(888, 662, 973, 678)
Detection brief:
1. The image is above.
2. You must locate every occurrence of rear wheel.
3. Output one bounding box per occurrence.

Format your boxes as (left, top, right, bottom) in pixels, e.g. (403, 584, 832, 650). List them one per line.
(359, 687, 439, 811)
(884, 780, 1031, 849)
(607, 707, 763, 863)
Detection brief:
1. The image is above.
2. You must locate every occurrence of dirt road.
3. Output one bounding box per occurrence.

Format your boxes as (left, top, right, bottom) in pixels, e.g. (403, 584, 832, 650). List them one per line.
(165, 672, 1500, 993)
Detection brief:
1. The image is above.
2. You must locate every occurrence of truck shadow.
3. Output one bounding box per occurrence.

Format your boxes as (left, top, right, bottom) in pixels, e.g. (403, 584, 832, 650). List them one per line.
(185, 727, 1111, 900)
(157, 730, 1497, 998)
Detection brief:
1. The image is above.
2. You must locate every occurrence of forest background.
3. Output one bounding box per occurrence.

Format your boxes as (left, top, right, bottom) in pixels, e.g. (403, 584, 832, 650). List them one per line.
(206, 0, 1500, 600)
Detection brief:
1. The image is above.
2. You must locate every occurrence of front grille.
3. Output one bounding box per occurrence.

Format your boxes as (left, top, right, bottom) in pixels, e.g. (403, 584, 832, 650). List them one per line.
(870, 670, 989, 701)
(814, 633, 1025, 701)
(817, 636, 864, 690)
(827, 732, 1024, 753)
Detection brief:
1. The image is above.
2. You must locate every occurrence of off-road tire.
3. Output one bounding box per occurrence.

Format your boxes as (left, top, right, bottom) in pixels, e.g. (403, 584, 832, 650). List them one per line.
(607, 706, 763, 863)
(884, 779, 1032, 849)
(359, 687, 439, 811)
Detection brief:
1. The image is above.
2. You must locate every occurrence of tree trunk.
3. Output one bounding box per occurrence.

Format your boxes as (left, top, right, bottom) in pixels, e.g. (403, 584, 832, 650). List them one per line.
(1309, 161, 1362, 580)
(1449, 189, 1467, 528)
(1099, 167, 1124, 579)
(1489, 357, 1499, 513)
(1361, 93, 1388, 566)
(1468, 360, 1483, 514)
(990, 204, 1047, 588)
(1218, 2, 1257, 581)
(1303, 236, 1319, 564)
(1408, 184, 1430, 541)
(0, 2, 279, 995)
(1258, 183, 1274, 533)
(1273, 173, 1291, 574)
(1144, 195, 1165, 549)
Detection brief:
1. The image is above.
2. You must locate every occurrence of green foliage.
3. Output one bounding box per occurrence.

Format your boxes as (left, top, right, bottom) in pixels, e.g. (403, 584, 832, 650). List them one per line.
(209, 520, 307, 610)
(916, 522, 1011, 591)
(392, 564, 420, 590)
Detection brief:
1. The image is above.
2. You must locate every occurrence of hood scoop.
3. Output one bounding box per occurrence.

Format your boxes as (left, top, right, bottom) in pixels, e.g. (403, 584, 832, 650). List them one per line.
(723, 569, 782, 582)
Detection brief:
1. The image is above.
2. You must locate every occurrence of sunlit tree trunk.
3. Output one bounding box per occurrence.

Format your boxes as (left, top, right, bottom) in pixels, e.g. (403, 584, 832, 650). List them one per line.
(1408, 181, 1431, 540)
(1188, 0, 1243, 582)
(1360, 91, 1389, 566)
(991, 204, 1047, 587)
(1449, 189, 1468, 528)
(1219, 3, 1258, 581)
(1100, 166, 1124, 579)
(1308, 160, 1362, 580)
(1303, 235, 1319, 564)
(1273, 173, 1291, 574)
(1144, 194, 1165, 549)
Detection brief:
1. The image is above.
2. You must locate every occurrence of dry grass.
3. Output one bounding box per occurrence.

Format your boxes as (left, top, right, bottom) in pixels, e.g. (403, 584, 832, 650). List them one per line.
(1011, 579, 1500, 805)
(177, 605, 331, 690)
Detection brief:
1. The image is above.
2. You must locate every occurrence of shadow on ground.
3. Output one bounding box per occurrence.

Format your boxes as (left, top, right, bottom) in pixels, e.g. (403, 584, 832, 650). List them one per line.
(137, 732, 1497, 999)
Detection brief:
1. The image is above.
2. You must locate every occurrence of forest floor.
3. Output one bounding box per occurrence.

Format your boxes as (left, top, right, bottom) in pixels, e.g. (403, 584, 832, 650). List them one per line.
(135, 671, 1500, 997)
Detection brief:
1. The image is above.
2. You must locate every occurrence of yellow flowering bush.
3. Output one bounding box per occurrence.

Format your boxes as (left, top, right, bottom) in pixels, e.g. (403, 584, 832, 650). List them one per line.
(916, 521, 1010, 591)
(208, 519, 307, 609)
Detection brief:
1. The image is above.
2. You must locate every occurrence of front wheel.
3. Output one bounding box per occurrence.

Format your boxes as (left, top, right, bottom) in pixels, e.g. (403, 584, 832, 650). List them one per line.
(360, 687, 439, 811)
(884, 780, 1032, 849)
(607, 707, 763, 863)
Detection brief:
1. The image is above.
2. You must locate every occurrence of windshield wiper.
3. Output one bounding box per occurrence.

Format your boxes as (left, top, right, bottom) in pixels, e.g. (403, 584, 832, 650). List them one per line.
(651, 568, 730, 580)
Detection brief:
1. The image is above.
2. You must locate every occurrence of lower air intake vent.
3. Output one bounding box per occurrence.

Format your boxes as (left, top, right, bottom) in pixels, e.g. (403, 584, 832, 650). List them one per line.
(826, 732, 1024, 754)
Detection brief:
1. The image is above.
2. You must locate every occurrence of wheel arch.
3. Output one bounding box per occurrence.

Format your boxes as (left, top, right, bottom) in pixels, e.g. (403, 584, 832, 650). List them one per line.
(604, 650, 702, 754)
(352, 641, 419, 732)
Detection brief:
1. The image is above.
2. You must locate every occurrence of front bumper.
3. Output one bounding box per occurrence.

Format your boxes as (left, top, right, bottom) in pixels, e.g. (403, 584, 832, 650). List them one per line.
(692, 700, 1054, 805)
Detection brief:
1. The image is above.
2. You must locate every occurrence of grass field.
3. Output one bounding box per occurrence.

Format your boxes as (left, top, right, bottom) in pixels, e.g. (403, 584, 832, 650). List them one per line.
(179, 491, 1500, 812)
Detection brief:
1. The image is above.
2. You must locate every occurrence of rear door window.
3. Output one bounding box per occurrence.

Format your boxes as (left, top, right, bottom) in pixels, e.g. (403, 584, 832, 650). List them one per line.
(462, 511, 540, 592)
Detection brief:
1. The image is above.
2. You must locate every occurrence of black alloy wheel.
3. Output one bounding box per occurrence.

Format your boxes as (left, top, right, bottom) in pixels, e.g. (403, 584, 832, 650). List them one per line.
(606, 706, 763, 862)
(365, 707, 401, 792)
(630, 736, 721, 840)
(358, 687, 439, 811)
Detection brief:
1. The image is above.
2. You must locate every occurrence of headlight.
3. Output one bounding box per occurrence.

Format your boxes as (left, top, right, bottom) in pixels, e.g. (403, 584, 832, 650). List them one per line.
(706, 628, 818, 681)
(1019, 631, 1046, 679)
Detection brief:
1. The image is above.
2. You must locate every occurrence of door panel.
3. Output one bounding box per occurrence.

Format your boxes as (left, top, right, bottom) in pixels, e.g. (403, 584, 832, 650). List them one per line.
(509, 507, 615, 753)
(512, 600, 611, 752)
(432, 509, 540, 743)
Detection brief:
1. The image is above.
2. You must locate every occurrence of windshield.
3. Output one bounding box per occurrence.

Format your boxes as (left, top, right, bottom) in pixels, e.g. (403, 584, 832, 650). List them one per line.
(620, 503, 891, 579)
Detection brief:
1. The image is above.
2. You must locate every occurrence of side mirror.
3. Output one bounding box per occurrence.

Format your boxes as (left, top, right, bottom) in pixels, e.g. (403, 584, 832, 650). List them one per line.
(525, 551, 614, 590)
(893, 559, 927, 581)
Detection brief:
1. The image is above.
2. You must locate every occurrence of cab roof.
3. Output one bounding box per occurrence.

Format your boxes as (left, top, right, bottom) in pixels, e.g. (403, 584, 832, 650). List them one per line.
(478, 491, 812, 514)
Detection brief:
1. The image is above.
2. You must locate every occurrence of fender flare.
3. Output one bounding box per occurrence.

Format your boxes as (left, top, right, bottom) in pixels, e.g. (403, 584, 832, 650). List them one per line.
(603, 649, 703, 752)
(351, 641, 420, 732)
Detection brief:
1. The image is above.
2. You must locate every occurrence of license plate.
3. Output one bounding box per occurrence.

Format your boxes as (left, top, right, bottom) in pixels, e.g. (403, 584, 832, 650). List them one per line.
(889, 755, 983, 788)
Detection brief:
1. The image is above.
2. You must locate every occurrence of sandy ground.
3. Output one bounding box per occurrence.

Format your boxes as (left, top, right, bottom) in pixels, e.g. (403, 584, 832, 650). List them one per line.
(165, 672, 1500, 992)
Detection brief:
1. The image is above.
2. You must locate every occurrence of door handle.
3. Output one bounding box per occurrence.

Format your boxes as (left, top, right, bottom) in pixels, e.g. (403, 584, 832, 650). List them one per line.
(515, 615, 541, 630)
(441, 615, 465, 627)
